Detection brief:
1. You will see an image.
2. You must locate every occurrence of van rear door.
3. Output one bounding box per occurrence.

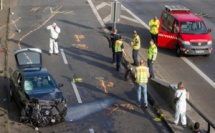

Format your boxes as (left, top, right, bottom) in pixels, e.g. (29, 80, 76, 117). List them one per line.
(158, 12, 178, 49)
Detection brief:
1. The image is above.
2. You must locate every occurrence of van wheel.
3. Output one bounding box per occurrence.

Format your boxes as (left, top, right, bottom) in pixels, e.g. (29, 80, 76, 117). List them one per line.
(204, 54, 210, 57)
(175, 45, 181, 57)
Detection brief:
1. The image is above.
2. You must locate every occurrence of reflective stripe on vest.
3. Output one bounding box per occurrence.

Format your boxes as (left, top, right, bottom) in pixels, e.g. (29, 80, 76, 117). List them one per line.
(149, 19, 159, 35)
(133, 35, 141, 50)
(115, 40, 122, 52)
(136, 66, 149, 84)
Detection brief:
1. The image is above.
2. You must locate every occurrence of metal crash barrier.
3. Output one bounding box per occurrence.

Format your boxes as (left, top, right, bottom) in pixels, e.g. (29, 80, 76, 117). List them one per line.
(149, 78, 215, 132)
(186, 100, 215, 133)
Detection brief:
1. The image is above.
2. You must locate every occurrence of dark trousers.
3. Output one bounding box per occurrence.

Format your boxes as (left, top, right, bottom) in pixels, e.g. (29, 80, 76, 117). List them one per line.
(116, 52, 122, 71)
(151, 33, 158, 45)
(147, 59, 155, 78)
(132, 49, 139, 66)
(111, 46, 116, 63)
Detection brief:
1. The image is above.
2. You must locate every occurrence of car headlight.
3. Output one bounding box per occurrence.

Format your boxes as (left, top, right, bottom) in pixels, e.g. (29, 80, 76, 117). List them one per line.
(45, 110, 50, 115)
(182, 41, 190, 45)
(208, 41, 212, 45)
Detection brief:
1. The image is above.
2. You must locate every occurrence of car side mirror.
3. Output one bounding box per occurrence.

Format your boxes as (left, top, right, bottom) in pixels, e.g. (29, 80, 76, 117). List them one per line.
(58, 83, 64, 88)
(208, 28, 212, 33)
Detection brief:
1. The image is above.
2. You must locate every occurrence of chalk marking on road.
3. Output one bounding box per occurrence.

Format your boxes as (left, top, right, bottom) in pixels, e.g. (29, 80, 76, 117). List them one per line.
(121, 4, 215, 88)
(71, 81, 83, 103)
(60, 49, 68, 64)
(0, 17, 21, 30)
(89, 129, 95, 133)
(96, 2, 107, 10)
(121, 15, 139, 24)
(18, 6, 62, 49)
(103, 14, 111, 23)
(87, 0, 109, 33)
(9, 33, 15, 39)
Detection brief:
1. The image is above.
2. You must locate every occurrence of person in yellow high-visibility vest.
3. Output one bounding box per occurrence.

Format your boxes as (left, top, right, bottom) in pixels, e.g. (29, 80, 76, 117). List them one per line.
(110, 28, 120, 64)
(131, 30, 141, 66)
(148, 16, 160, 45)
(115, 36, 126, 71)
(135, 59, 150, 108)
(147, 39, 157, 78)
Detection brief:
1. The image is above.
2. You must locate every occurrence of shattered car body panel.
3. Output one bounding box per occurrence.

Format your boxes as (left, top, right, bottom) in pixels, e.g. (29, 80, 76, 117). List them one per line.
(10, 48, 67, 127)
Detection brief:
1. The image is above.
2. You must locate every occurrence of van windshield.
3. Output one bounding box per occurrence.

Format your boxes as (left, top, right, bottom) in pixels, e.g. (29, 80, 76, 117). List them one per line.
(180, 21, 207, 34)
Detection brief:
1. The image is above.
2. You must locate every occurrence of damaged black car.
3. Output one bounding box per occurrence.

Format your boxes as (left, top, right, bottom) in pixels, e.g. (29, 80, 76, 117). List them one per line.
(10, 48, 67, 127)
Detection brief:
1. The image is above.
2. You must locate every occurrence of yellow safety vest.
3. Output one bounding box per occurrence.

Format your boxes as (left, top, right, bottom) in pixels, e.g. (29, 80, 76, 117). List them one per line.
(136, 66, 149, 84)
(149, 19, 160, 35)
(133, 35, 141, 50)
(147, 44, 157, 61)
(115, 40, 123, 52)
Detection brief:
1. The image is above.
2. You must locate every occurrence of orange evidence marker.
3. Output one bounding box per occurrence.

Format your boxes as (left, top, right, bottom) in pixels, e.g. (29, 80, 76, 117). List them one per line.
(99, 79, 108, 93)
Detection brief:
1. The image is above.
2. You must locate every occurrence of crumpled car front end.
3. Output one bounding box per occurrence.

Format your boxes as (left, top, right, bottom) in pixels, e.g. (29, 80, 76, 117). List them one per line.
(20, 98, 67, 127)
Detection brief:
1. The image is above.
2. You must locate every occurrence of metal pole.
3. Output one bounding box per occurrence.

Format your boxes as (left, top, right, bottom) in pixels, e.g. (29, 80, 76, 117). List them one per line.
(113, 1, 116, 29)
(208, 123, 211, 133)
(0, 0, 3, 10)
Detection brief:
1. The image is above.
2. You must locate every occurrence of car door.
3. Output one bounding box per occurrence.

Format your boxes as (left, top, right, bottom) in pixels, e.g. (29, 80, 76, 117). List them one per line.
(158, 12, 178, 49)
(12, 71, 24, 106)
(14, 48, 42, 69)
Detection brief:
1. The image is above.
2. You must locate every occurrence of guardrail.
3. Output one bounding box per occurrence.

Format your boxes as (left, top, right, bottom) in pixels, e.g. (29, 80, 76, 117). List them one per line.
(186, 100, 215, 133)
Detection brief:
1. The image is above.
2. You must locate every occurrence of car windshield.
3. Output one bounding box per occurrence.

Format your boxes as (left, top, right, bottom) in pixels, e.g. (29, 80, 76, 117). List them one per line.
(180, 21, 207, 34)
(24, 75, 57, 91)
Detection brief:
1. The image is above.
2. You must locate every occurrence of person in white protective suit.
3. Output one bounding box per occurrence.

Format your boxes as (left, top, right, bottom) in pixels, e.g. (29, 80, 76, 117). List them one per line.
(174, 82, 187, 127)
(47, 22, 61, 55)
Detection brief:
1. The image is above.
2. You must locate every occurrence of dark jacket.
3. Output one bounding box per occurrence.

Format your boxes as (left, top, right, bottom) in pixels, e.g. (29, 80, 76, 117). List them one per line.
(110, 33, 120, 48)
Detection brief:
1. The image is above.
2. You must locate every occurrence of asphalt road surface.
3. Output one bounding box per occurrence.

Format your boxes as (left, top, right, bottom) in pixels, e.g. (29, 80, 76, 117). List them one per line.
(117, 0, 215, 123)
(7, 0, 169, 132)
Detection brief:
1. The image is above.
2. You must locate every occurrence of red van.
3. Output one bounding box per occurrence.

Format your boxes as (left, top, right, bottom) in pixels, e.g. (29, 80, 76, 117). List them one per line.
(157, 5, 213, 56)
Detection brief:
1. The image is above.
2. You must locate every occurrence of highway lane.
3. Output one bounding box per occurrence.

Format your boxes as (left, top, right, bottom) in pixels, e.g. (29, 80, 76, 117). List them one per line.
(120, 0, 215, 81)
(7, 0, 169, 132)
(119, 0, 215, 123)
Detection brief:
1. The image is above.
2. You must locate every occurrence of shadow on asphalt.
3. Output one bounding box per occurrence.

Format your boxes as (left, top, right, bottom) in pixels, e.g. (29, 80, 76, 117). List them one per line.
(58, 19, 95, 30)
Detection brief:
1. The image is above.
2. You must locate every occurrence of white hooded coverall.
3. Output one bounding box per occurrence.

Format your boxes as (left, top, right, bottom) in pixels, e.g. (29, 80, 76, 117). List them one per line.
(47, 25, 61, 54)
(174, 89, 187, 125)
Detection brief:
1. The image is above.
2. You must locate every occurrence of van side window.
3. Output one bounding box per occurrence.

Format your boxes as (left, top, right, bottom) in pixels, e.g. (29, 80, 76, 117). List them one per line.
(162, 16, 173, 32)
(161, 12, 168, 19)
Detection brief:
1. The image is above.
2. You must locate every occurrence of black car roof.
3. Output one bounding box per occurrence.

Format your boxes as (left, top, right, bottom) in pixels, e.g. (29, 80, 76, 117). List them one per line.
(23, 67, 50, 77)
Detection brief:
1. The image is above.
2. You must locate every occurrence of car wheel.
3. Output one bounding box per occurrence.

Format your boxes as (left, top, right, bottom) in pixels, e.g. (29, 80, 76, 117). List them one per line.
(204, 54, 210, 57)
(175, 45, 181, 57)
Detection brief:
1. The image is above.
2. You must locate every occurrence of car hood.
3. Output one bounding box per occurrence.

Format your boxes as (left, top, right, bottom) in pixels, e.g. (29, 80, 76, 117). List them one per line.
(27, 89, 63, 101)
(180, 33, 212, 42)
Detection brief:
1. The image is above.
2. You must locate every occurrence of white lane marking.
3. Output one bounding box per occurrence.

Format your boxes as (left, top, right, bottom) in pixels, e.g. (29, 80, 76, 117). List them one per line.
(60, 49, 68, 64)
(103, 14, 111, 23)
(71, 82, 83, 103)
(121, 15, 139, 24)
(96, 2, 107, 10)
(87, 0, 109, 33)
(121, 5, 150, 30)
(89, 129, 95, 133)
(121, 4, 215, 88)
(181, 57, 215, 87)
